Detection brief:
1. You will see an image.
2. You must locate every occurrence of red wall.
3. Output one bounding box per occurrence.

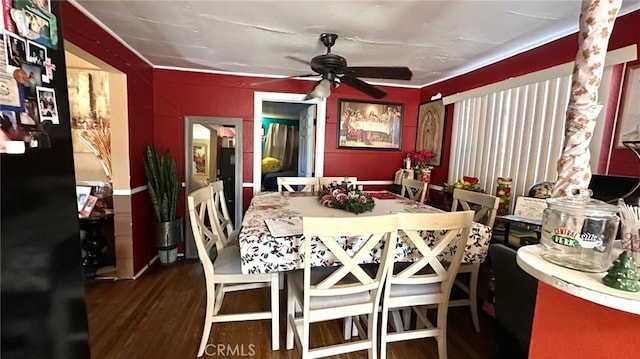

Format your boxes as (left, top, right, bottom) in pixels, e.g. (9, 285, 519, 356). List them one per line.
(529, 283, 640, 358)
(153, 70, 421, 211)
(421, 10, 640, 180)
(61, 2, 156, 274)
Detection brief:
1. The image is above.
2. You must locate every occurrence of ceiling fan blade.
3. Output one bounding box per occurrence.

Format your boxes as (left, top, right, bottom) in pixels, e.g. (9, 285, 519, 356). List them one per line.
(347, 67, 412, 80)
(251, 73, 316, 86)
(340, 74, 387, 99)
(285, 55, 312, 66)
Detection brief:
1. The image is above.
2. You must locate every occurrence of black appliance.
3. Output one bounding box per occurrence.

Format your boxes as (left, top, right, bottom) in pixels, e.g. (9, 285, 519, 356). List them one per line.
(219, 147, 235, 226)
(589, 174, 640, 204)
(1, 2, 90, 358)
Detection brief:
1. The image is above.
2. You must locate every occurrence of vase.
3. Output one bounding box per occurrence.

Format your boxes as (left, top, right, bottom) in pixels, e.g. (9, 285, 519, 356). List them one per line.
(414, 167, 432, 183)
(496, 177, 512, 216)
(152, 217, 183, 264)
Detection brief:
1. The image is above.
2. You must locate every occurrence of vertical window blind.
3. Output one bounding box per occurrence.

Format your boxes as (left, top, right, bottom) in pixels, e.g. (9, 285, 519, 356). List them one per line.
(449, 67, 614, 205)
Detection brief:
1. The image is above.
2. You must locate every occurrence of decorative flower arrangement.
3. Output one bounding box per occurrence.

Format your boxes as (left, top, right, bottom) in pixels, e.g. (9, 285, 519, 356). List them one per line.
(317, 181, 375, 214)
(408, 150, 435, 168)
(77, 126, 112, 179)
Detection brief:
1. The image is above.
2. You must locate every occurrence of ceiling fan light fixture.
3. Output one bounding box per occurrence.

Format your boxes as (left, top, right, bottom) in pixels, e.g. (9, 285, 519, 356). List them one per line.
(314, 79, 331, 98)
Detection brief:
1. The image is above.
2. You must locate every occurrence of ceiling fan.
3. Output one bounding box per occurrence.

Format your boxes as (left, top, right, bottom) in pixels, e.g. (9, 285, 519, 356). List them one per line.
(283, 33, 412, 100)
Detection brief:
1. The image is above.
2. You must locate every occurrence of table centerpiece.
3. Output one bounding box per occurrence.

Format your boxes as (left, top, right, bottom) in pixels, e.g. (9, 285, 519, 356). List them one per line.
(317, 181, 375, 214)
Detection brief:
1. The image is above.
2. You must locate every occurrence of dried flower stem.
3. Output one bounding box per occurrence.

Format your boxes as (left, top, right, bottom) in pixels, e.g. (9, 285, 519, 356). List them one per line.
(77, 127, 111, 179)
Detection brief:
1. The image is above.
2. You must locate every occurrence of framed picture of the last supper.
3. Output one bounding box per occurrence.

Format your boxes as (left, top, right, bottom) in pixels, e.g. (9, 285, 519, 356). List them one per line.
(337, 99, 403, 150)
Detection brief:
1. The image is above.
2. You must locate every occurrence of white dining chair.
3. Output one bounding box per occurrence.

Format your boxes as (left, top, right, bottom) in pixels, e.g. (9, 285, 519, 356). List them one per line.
(449, 188, 499, 332)
(286, 214, 398, 358)
(277, 177, 320, 192)
(400, 177, 429, 203)
(188, 186, 280, 357)
(317, 176, 358, 190)
(209, 180, 239, 247)
(380, 211, 474, 359)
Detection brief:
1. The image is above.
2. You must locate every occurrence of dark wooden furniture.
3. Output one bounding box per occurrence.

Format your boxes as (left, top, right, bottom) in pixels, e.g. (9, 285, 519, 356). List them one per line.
(79, 211, 114, 277)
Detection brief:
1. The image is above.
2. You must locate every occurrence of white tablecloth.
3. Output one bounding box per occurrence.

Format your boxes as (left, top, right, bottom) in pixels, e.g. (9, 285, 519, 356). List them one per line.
(238, 191, 492, 274)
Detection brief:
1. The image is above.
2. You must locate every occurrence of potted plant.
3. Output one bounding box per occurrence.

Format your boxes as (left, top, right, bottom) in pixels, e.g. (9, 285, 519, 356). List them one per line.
(143, 144, 182, 264)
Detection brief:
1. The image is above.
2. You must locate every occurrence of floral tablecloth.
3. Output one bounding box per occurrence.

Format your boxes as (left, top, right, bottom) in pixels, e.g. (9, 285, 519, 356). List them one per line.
(238, 191, 492, 274)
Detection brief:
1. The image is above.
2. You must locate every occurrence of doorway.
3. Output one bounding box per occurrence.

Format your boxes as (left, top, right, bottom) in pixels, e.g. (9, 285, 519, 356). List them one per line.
(184, 116, 243, 259)
(65, 42, 132, 279)
(253, 92, 327, 194)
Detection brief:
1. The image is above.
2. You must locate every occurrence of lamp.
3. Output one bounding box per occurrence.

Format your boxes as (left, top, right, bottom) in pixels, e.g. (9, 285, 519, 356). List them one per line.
(304, 79, 331, 100)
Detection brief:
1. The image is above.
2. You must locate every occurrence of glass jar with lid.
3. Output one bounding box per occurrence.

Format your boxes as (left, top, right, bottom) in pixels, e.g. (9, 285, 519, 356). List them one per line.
(540, 189, 620, 272)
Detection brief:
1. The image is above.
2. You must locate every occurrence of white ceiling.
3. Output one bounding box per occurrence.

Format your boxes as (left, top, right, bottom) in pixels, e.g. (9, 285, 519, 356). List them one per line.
(71, 0, 640, 87)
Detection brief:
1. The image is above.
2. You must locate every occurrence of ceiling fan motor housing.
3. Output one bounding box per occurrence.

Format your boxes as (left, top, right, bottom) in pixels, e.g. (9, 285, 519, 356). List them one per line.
(311, 54, 347, 77)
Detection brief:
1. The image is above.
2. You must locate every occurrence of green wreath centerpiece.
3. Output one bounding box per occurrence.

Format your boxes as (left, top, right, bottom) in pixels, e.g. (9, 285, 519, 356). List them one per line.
(317, 181, 375, 214)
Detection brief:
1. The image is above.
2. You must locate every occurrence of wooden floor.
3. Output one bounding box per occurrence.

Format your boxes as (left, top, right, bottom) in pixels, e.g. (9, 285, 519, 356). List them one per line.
(85, 259, 502, 359)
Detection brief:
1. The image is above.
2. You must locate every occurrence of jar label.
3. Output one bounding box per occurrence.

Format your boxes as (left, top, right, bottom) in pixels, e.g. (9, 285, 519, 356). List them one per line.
(552, 228, 602, 249)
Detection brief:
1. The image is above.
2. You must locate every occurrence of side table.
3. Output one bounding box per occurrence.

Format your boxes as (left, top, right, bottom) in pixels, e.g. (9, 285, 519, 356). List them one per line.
(79, 211, 114, 277)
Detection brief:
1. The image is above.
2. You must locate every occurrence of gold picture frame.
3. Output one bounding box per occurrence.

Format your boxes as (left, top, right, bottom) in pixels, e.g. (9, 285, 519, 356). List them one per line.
(416, 99, 445, 166)
(193, 141, 208, 177)
(336, 99, 403, 151)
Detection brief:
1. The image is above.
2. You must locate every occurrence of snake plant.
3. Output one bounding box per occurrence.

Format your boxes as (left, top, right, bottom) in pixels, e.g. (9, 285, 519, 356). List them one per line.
(143, 145, 180, 222)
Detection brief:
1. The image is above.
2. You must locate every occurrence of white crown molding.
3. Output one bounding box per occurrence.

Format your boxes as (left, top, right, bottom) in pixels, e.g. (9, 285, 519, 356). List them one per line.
(67, 0, 154, 68)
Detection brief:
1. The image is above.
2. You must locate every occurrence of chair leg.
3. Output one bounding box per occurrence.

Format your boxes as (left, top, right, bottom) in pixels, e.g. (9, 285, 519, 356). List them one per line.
(470, 264, 481, 332)
(368, 310, 378, 359)
(436, 302, 449, 359)
(343, 316, 353, 340)
(270, 274, 280, 350)
(197, 294, 215, 357)
(279, 272, 284, 290)
(402, 308, 411, 330)
(286, 278, 295, 350)
(380, 305, 390, 359)
(390, 310, 404, 332)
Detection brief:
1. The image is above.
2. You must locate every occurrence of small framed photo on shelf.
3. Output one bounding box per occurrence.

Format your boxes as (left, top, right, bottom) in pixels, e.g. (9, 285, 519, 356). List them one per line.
(76, 186, 92, 212)
(193, 141, 208, 176)
(337, 99, 403, 151)
(79, 195, 98, 218)
(416, 99, 445, 166)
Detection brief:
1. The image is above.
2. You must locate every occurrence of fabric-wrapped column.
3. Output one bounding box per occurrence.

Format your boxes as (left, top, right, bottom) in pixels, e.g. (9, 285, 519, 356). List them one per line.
(553, 0, 622, 197)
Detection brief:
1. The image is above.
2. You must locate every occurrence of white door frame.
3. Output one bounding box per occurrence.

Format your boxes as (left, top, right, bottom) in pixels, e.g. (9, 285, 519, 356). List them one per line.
(253, 92, 326, 194)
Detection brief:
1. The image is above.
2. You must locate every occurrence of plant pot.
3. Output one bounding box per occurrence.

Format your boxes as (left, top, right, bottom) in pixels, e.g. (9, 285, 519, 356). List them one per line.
(152, 217, 183, 249)
(158, 247, 179, 265)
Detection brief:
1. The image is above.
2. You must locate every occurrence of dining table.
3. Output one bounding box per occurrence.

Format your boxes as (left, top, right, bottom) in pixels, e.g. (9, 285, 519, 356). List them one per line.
(238, 191, 492, 275)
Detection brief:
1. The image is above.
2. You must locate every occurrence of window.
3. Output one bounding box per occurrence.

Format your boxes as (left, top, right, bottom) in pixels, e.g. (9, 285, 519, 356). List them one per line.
(448, 66, 616, 204)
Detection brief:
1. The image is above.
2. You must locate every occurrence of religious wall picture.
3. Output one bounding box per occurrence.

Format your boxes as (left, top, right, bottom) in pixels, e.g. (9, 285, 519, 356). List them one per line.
(617, 65, 640, 148)
(337, 99, 403, 150)
(193, 143, 207, 174)
(416, 99, 445, 166)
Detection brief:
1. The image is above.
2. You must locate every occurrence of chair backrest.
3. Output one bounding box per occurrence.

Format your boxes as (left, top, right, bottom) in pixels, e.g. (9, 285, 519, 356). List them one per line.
(318, 177, 358, 190)
(277, 177, 319, 192)
(392, 211, 474, 291)
(187, 186, 220, 275)
(209, 180, 235, 249)
(301, 214, 398, 301)
(451, 189, 500, 228)
(489, 243, 538, 356)
(400, 177, 428, 203)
